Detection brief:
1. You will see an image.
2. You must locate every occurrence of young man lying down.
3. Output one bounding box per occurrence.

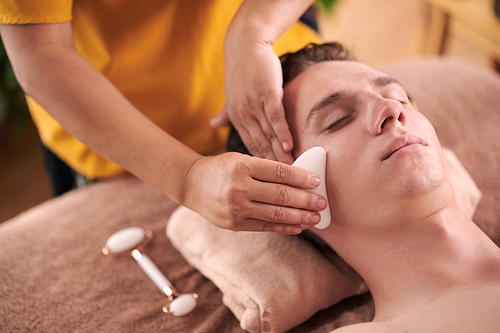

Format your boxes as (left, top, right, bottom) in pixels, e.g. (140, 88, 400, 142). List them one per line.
(230, 42, 500, 332)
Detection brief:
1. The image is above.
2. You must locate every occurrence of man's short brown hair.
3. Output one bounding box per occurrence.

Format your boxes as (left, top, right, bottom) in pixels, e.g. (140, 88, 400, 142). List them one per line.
(280, 42, 355, 87)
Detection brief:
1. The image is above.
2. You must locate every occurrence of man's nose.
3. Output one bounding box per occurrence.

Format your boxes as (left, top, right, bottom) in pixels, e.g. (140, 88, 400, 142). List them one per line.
(366, 97, 407, 135)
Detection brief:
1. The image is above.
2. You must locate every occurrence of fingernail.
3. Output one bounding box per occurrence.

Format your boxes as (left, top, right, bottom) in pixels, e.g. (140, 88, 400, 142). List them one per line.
(311, 176, 320, 186)
(311, 214, 321, 224)
(283, 141, 290, 152)
(317, 198, 327, 209)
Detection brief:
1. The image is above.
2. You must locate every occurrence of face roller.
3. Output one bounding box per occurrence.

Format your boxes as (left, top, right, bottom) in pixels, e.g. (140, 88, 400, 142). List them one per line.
(292, 147, 331, 229)
(102, 226, 198, 316)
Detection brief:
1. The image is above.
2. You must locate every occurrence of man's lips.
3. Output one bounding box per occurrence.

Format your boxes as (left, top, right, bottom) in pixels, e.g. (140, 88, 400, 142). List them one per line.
(382, 135, 427, 161)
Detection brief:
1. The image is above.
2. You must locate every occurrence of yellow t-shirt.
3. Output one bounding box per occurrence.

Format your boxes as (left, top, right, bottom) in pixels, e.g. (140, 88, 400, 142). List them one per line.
(0, 0, 320, 178)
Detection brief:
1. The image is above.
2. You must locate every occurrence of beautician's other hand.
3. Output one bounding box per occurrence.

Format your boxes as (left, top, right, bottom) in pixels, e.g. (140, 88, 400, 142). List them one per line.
(210, 40, 294, 164)
(210, 0, 314, 164)
(182, 152, 327, 235)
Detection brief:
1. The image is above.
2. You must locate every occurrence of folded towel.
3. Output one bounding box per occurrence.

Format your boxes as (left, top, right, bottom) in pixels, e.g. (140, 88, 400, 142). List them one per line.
(166, 148, 481, 333)
(167, 207, 366, 333)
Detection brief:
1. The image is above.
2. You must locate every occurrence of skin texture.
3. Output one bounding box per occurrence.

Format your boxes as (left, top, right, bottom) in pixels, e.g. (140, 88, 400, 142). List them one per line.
(282, 60, 500, 332)
(0, 0, 325, 235)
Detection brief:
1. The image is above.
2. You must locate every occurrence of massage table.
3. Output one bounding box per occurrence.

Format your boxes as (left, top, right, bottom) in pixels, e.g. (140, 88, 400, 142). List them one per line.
(1, 57, 499, 332)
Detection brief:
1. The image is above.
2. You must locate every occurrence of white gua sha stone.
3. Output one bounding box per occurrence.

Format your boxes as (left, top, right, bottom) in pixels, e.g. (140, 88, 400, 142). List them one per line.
(103, 226, 198, 316)
(292, 147, 331, 229)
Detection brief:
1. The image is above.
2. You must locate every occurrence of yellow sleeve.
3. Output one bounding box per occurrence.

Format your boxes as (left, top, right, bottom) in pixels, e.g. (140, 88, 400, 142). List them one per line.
(0, 0, 72, 24)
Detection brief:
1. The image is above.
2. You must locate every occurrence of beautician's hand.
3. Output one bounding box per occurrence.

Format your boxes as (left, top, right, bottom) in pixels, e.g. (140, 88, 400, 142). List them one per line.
(182, 152, 327, 235)
(210, 0, 314, 163)
(210, 40, 294, 164)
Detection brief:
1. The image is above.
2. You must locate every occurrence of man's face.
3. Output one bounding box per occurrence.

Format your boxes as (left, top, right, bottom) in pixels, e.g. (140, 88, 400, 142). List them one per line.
(284, 61, 449, 225)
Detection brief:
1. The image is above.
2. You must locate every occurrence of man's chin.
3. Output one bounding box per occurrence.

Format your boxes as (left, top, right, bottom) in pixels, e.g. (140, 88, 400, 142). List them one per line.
(399, 164, 447, 197)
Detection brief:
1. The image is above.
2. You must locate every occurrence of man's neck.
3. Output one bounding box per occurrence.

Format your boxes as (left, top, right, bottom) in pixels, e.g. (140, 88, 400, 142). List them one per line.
(316, 205, 500, 321)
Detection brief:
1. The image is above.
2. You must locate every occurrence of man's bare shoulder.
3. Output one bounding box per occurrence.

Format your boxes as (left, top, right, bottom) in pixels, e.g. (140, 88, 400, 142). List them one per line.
(332, 283, 500, 333)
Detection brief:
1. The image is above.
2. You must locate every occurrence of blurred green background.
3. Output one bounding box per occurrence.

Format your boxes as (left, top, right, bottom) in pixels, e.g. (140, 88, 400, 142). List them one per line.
(0, 37, 30, 141)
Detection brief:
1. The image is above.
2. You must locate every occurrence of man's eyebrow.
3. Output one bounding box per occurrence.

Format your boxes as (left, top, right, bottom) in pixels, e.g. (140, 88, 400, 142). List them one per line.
(371, 76, 412, 101)
(306, 92, 346, 128)
(370, 76, 403, 88)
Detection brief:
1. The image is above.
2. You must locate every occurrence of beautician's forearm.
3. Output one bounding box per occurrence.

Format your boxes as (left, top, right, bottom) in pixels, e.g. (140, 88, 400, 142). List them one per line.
(0, 24, 200, 204)
(30, 49, 200, 202)
(227, 0, 315, 44)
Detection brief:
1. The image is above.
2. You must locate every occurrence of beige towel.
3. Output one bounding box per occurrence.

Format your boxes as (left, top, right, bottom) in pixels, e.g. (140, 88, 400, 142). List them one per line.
(167, 207, 367, 333)
(166, 148, 481, 333)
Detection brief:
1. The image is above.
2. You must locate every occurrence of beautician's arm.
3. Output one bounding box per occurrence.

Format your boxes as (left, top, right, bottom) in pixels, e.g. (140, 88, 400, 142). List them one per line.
(0, 22, 326, 234)
(211, 0, 315, 164)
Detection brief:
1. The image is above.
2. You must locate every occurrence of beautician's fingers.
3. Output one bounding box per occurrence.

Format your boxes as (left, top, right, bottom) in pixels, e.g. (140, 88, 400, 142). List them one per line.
(182, 153, 324, 234)
(247, 155, 322, 190)
(248, 182, 327, 214)
(231, 117, 275, 160)
(258, 73, 295, 160)
(209, 107, 230, 128)
(229, 212, 317, 234)
(232, 220, 308, 235)
(239, 117, 284, 162)
(254, 99, 295, 164)
(244, 201, 322, 226)
(224, 94, 294, 164)
(212, 105, 292, 163)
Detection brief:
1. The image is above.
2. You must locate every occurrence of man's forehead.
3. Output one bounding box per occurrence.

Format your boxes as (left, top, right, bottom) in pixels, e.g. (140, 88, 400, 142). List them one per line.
(292, 60, 387, 86)
(284, 61, 404, 105)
